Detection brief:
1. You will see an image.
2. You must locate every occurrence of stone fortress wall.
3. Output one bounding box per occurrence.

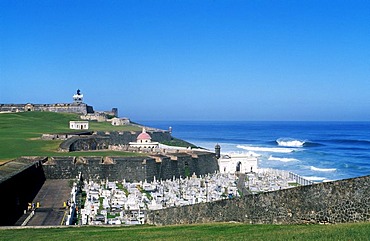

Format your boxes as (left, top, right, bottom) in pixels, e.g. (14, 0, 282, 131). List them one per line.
(0, 158, 46, 226)
(42, 152, 217, 182)
(147, 175, 370, 225)
(0, 90, 116, 117)
(0, 103, 94, 115)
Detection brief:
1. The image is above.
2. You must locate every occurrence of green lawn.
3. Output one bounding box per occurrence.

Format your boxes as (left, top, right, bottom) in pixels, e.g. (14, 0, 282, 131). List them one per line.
(89, 120, 140, 131)
(0, 112, 141, 162)
(0, 222, 369, 241)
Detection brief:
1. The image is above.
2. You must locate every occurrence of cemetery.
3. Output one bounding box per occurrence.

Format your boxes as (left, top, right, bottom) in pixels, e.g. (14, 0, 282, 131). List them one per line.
(66, 168, 312, 226)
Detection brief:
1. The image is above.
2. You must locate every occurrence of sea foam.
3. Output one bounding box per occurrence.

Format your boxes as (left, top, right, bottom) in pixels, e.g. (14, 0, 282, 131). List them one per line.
(268, 156, 299, 162)
(237, 145, 294, 153)
(310, 166, 337, 172)
(302, 176, 327, 181)
(276, 138, 305, 147)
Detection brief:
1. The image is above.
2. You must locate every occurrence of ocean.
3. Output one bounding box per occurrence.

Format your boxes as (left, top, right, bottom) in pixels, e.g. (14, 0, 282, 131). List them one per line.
(139, 121, 370, 182)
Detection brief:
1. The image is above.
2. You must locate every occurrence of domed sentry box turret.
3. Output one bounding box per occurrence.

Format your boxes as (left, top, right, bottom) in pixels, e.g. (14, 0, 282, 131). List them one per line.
(215, 144, 221, 159)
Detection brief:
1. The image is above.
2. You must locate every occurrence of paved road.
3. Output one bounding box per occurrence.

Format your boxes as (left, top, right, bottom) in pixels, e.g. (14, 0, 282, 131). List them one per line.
(16, 179, 71, 226)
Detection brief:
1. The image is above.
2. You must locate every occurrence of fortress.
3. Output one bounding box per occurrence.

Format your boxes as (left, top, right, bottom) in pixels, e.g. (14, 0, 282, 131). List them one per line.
(0, 89, 117, 117)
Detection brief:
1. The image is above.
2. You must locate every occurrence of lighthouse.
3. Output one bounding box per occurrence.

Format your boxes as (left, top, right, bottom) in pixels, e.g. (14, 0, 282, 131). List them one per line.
(73, 89, 84, 104)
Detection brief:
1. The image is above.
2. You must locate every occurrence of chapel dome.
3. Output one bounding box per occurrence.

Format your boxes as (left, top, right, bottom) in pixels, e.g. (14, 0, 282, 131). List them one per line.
(137, 129, 152, 140)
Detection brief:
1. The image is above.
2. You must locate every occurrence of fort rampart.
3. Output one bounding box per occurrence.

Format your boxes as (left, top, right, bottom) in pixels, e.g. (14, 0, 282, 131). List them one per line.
(0, 103, 94, 115)
(0, 158, 45, 226)
(147, 175, 370, 225)
(42, 152, 218, 182)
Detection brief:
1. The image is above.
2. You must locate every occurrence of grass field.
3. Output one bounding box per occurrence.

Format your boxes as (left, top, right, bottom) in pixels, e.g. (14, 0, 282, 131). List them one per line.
(0, 222, 369, 241)
(0, 112, 141, 162)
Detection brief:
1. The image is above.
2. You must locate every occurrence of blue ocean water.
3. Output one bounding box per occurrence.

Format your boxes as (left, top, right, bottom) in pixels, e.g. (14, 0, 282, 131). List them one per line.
(140, 121, 370, 182)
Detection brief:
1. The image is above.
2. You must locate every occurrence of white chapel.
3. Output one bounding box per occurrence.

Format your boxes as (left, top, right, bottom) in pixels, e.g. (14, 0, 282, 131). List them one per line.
(129, 128, 159, 150)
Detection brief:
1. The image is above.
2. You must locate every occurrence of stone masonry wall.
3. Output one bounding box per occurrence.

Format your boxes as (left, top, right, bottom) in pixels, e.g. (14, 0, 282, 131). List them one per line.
(42, 153, 218, 182)
(0, 103, 91, 115)
(0, 158, 46, 225)
(147, 175, 370, 225)
(42, 157, 148, 182)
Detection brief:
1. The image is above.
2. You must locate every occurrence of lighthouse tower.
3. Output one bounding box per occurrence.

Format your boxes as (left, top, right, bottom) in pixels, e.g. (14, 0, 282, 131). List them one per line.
(73, 89, 84, 104)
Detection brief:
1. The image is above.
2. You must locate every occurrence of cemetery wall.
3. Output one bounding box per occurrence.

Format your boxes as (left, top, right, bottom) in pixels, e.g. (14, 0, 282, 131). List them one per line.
(0, 158, 46, 225)
(42, 152, 218, 182)
(147, 175, 370, 225)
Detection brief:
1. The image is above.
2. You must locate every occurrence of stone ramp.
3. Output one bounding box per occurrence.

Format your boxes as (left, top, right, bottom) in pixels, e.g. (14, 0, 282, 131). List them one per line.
(15, 179, 71, 226)
(28, 208, 67, 226)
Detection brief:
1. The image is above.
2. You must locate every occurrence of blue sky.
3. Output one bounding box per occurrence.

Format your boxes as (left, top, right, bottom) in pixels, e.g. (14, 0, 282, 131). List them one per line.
(1, 0, 370, 121)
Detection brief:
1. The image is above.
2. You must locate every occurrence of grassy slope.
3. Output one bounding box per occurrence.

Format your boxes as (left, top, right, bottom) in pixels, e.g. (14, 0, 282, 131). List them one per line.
(161, 137, 199, 148)
(0, 112, 141, 162)
(0, 222, 369, 241)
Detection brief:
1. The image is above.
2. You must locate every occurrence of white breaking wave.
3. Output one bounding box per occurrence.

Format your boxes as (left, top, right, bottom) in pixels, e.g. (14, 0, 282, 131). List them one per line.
(237, 145, 294, 153)
(310, 166, 337, 172)
(276, 138, 305, 147)
(268, 156, 299, 162)
(302, 176, 327, 181)
(223, 151, 261, 157)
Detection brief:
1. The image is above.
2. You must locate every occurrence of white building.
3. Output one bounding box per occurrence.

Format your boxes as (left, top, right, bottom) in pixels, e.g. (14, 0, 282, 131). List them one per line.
(111, 117, 130, 126)
(69, 121, 89, 130)
(129, 128, 159, 149)
(218, 153, 258, 174)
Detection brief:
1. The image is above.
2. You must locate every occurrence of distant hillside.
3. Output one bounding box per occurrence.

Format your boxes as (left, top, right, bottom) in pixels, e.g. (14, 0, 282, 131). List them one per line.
(0, 112, 141, 162)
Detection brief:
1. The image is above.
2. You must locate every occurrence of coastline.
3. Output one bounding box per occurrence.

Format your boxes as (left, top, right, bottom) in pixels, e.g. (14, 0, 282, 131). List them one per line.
(139, 120, 370, 182)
